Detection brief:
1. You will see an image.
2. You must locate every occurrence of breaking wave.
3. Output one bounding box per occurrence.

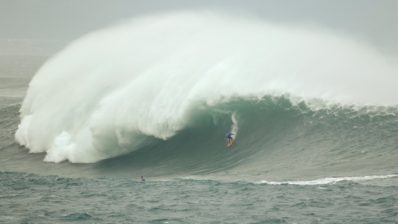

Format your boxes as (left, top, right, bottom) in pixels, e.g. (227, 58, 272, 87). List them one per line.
(15, 11, 398, 169)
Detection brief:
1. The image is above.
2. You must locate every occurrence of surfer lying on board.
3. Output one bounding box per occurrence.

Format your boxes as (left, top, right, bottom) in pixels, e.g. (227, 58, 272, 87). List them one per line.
(226, 132, 236, 147)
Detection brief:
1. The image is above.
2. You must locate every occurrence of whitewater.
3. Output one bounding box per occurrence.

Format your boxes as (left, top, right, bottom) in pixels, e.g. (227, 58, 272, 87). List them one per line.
(14, 12, 398, 166)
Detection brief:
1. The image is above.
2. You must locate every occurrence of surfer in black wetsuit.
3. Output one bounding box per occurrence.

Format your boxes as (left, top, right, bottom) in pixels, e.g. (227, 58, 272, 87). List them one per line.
(226, 132, 234, 146)
(141, 176, 145, 182)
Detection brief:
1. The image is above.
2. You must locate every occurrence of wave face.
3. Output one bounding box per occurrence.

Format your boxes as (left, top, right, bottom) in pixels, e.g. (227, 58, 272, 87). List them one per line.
(15, 11, 398, 167)
(94, 97, 398, 180)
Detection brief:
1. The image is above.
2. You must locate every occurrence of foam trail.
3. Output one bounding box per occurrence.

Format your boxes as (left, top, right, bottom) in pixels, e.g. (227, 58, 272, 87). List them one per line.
(15, 11, 398, 163)
(260, 175, 398, 185)
(230, 112, 239, 138)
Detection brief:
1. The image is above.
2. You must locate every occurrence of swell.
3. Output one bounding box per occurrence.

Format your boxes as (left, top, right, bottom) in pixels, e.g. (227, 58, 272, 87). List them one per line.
(0, 103, 20, 148)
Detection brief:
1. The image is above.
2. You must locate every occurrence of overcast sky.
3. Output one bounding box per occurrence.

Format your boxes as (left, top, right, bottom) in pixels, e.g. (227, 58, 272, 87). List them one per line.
(1, 0, 397, 55)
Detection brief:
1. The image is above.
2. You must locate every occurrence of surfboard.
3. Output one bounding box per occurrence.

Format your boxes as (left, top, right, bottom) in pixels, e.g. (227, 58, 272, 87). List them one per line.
(227, 139, 236, 148)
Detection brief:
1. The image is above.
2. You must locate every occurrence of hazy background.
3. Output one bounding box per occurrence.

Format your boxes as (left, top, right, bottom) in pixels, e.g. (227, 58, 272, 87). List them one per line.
(0, 0, 397, 56)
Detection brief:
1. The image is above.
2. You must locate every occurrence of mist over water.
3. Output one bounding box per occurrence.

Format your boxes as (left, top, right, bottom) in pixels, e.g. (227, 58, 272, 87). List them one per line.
(15, 11, 398, 168)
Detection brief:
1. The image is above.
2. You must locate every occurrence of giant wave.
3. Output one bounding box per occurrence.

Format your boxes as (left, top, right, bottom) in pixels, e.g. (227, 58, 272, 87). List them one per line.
(15, 11, 398, 165)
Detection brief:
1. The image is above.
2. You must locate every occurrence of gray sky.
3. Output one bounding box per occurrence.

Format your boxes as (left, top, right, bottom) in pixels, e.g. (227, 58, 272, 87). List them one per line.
(0, 0, 397, 55)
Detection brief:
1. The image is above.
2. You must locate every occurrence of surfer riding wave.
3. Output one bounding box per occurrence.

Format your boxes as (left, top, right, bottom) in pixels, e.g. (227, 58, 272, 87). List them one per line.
(226, 113, 238, 148)
(226, 132, 236, 147)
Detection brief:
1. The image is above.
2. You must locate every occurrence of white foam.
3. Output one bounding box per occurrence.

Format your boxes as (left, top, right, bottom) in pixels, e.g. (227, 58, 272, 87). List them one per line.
(260, 174, 398, 185)
(15, 11, 398, 163)
(230, 112, 239, 139)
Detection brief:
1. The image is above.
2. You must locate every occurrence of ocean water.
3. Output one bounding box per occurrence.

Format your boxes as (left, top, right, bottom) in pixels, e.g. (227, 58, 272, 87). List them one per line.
(1, 172, 398, 224)
(1, 11, 398, 223)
